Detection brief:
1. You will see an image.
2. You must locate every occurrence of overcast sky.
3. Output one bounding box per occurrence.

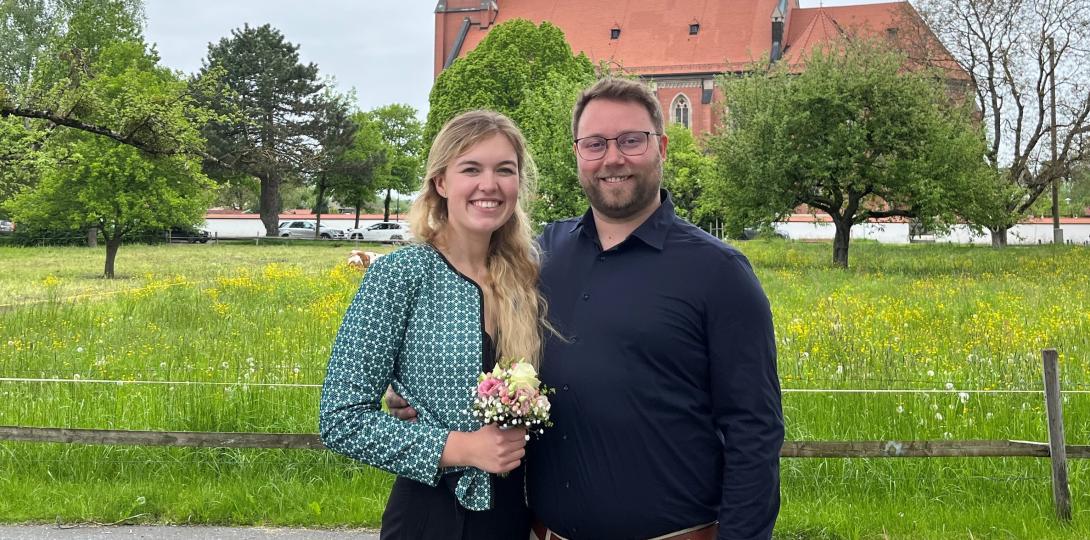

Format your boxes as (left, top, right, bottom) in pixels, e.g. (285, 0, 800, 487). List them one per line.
(144, 0, 895, 122)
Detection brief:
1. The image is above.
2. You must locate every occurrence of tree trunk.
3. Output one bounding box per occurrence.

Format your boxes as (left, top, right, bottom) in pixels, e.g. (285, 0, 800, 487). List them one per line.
(103, 237, 122, 279)
(989, 227, 1009, 247)
(354, 205, 362, 230)
(86, 227, 98, 248)
(314, 178, 326, 240)
(258, 174, 281, 236)
(383, 188, 392, 222)
(832, 220, 851, 268)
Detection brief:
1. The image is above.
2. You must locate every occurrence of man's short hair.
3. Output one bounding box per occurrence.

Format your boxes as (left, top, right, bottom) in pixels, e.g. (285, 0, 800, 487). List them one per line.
(571, 78, 665, 140)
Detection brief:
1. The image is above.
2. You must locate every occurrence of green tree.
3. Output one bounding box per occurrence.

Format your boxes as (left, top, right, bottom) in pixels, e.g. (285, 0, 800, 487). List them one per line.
(310, 89, 357, 236)
(662, 123, 716, 225)
(0, 0, 215, 159)
(1, 0, 58, 100)
(211, 172, 259, 211)
(515, 71, 591, 224)
(7, 132, 214, 277)
(368, 104, 422, 221)
(2, 1, 219, 267)
(327, 111, 386, 228)
(0, 117, 43, 216)
(1069, 165, 1090, 217)
(707, 39, 990, 268)
(198, 23, 326, 236)
(426, 19, 595, 223)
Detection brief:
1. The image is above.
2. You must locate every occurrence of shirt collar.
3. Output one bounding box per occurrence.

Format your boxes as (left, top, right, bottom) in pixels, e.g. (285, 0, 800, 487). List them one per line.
(569, 189, 676, 251)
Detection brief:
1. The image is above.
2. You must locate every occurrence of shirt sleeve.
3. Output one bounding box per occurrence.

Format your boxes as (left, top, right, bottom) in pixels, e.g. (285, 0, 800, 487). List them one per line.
(319, 251, 450, 486)
(706, 253, 784, 540)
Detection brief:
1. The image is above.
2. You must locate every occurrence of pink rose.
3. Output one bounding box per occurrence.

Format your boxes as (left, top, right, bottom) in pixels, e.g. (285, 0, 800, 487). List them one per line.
(477, 377, 501, 398)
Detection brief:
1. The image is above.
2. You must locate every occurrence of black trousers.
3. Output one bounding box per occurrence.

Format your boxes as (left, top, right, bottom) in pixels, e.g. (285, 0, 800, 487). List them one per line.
(380, 467, 530, 540)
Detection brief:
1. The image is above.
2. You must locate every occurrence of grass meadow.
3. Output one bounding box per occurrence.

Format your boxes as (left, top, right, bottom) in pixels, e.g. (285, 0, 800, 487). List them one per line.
(1, 239, 1089, 538)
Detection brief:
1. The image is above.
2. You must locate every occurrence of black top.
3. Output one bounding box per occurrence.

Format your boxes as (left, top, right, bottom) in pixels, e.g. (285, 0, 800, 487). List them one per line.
(378, 330, 528, 540)
(526, 191, 784, 540)
(482, 332, 497, 372)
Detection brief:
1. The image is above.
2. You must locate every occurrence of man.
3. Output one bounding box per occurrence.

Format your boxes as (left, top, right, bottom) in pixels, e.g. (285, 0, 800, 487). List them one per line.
(387, 78, 783, 540)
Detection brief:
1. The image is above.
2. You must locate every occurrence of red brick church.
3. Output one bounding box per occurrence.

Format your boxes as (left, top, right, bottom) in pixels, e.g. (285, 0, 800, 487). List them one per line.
(434, 0, 958, 135)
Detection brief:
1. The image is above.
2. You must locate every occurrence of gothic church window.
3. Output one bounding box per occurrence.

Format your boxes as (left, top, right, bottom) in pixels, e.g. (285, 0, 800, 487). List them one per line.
(671, 94, 690, 129)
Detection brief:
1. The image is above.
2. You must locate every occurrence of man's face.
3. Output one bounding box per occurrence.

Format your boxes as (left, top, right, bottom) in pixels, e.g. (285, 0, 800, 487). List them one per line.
(574, 98, 667, 221)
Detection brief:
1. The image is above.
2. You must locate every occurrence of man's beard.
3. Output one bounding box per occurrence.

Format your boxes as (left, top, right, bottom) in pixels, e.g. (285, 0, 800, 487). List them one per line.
(581, 166, 662, 221)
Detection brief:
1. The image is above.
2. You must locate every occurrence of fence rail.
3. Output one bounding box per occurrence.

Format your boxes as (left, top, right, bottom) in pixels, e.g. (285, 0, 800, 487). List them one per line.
(3, 426, 1089, 459)
(0, 349, 1077, 520)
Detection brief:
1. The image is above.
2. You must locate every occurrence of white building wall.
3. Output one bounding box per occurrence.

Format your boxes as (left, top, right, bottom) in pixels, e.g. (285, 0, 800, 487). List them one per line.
(934, 224, 1090, 245)
(205, 215, 1090, 245)
(771, 221, 1090, 245)
(771, 222, 911, 244)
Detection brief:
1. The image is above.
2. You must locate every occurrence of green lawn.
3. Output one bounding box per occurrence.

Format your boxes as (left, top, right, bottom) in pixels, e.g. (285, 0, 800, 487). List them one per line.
(2, 240, 1089, 538)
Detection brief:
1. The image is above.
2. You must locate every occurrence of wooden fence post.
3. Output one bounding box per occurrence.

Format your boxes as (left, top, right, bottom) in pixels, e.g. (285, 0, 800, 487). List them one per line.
(1042, 348, 1072, 521)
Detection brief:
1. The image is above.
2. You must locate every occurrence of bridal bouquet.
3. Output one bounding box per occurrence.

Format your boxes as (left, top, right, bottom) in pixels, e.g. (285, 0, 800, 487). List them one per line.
(471, 358, 553, 439)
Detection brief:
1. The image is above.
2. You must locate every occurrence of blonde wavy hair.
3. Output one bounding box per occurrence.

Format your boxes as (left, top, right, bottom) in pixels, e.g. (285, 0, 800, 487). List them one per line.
(409, 110, 548, 368)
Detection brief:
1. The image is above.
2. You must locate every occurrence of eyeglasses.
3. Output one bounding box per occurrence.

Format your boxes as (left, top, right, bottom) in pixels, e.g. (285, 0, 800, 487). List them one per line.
(574, 131, 659, 160)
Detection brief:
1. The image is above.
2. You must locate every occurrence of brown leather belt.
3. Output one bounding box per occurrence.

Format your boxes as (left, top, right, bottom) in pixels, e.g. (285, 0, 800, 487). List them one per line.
(531, 519, 718, 540)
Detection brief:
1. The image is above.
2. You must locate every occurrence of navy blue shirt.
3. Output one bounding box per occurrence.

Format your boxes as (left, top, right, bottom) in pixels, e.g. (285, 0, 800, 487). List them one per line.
(527, 192, 783, 540)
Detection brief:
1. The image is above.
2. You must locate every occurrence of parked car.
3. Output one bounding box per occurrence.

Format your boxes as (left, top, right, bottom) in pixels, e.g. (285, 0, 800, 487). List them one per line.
(277, 220, 346, 239)
(346, 221, 413, 243)
(168, 226, 209, 243)
(0, 220, 13, 234)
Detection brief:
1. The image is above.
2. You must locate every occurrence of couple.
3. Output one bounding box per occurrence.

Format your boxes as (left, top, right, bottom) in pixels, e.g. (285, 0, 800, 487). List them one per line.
(319, 78, 784, 540)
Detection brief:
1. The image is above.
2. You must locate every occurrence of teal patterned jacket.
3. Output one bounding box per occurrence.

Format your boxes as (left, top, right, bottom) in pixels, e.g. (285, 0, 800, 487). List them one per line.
(319, 243, 494, 510)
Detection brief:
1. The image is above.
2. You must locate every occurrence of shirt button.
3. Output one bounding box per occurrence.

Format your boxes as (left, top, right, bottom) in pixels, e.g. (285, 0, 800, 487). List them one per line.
(564, 481, 571, 489)
(570, 335, 579, 343)
(562, 384, 569, 391)
(581, 293, 590, 300)
(598, 256, 606, 262)
(561, 434, 567, 440)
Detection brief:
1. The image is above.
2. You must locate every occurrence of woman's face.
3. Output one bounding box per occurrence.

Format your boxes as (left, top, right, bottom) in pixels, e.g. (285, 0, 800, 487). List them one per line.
(435, 133, 521, 240)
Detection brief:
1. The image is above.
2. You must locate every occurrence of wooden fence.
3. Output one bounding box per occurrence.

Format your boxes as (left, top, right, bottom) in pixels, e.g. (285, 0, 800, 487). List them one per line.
(0, 349, 1078, 520)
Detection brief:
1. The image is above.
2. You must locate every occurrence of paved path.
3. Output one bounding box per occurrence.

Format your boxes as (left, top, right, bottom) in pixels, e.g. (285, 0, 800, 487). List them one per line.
(0, 525, 379, 540)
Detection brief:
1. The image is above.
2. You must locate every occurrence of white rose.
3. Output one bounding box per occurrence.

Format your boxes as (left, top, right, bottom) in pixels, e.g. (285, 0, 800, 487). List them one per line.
(507, 361, 540, 391)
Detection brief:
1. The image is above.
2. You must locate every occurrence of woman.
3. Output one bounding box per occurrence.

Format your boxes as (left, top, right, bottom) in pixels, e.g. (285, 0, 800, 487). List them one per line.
(319, 110, 548, 539)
